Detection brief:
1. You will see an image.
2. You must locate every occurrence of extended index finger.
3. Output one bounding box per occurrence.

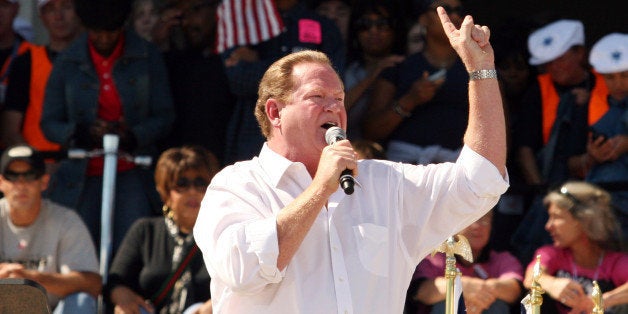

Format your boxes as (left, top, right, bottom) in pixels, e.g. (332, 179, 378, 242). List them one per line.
(436, 6, 457, 37)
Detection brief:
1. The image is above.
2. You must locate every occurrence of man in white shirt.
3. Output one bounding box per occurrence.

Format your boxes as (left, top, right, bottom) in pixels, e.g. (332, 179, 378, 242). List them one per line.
(194, 7, 509, 314)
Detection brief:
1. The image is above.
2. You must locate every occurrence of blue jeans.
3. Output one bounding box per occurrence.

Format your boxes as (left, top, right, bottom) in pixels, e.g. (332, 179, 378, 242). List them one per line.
(78, 169, 156, 260)
(53, 293, 97, 314)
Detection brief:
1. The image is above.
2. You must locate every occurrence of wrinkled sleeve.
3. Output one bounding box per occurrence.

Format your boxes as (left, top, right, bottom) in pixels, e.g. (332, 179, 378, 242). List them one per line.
(526, 245, 558, 276)
(400, 145, 509, 262)
(193, 168, 283, 295)
(130, 46, 174, 148)
(41, 56, 75, 145)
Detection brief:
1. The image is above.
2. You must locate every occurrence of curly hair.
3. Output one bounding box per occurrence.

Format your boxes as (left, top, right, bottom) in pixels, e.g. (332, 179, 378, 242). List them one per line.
(74, 0, 132, 31)
(543, 181, 622, 251)
(154, 146, 220, 203)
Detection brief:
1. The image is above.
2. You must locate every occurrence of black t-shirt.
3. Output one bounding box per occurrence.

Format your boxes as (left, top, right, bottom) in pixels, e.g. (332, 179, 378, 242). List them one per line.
(107, 217, 211, 312)
(379, 52, 469, 149)
(5, 48, 58, 113)
(163, 48, 235, 164)
(0, 47, 12, 72)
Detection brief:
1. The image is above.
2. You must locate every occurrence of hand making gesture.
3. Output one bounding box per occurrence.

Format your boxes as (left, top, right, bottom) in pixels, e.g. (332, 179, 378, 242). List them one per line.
(437, 6, 494, 72)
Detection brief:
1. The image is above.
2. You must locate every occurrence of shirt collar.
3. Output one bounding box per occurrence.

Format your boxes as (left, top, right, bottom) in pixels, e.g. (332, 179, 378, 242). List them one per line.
(257, 143, 362, 192)
(258, 143, 306, 188)
(88, 32, 125, 67)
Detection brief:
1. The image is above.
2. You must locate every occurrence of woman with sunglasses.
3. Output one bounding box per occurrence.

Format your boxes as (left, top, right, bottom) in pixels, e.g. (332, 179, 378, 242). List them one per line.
(106, 146, 220, 314)
(342, 0, 405, 141)
(523, 181, 628, 314)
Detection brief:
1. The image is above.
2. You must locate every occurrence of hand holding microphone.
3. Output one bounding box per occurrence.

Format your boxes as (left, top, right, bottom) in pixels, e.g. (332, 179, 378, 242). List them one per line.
(325, 127, 356, 195)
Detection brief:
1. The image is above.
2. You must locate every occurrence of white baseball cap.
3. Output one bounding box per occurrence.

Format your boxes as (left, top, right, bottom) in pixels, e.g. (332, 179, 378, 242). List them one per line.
(38, 0, 52, 9)
(589, 33, 628, 74)
(528, 19, 585, 66)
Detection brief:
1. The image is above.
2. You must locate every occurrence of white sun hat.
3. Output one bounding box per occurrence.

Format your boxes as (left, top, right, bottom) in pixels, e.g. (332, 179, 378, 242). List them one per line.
(528, 19, 585, 66)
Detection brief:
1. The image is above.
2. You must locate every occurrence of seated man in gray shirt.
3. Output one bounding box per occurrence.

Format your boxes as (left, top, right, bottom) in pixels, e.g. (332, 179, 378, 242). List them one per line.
(0, 144, 101, 313)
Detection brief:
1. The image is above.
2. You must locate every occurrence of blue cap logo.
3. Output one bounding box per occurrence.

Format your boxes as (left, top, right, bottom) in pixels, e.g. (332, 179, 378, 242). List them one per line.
(543, 37, 553, 46)
(611, 51, 622, 62)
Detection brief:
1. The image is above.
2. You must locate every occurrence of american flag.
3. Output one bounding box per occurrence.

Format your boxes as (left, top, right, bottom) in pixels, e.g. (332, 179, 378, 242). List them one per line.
(216, 0, 285, 53)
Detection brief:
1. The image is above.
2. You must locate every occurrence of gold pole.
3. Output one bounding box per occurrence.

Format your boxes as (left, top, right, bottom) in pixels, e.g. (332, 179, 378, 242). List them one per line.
(433, 235, 473, 314)
(591, 281, 603, 314)
(529, 255, 544, 314)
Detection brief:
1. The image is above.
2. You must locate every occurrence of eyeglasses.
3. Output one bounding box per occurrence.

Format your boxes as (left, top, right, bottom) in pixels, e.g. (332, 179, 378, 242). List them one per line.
(355, 18, 392, 32)
(432, 4, 465, 16)
(173, 176, 209, 193)
(2, 169, 42, 182)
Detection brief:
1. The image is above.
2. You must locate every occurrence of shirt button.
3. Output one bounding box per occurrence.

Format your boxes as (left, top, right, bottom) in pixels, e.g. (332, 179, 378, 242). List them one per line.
(102, 60, 108, 66)
(338, 277, 344, 282)
(103, 73, 110, 79)
(103, 85, 111, 91)
(332, 246, 338, 251)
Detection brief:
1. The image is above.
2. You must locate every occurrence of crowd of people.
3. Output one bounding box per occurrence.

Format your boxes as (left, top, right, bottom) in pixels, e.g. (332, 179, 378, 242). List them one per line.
(0, 0, 627, 313)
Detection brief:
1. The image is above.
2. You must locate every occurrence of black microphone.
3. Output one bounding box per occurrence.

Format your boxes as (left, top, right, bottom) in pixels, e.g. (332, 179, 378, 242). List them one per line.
(324, 126, 355, 195)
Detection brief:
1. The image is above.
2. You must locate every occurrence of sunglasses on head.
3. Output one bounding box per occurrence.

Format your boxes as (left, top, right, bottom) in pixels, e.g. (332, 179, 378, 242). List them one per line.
(432, 4, 465, 15)
(355, 17, 392, 32)
(2, 169, 42, 182)
(174, 176, 209, 193)
(559, 186, 583, 208)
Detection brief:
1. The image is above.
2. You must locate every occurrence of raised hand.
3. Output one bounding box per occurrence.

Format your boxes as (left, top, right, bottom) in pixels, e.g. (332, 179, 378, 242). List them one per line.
(436, 7, 494, 72)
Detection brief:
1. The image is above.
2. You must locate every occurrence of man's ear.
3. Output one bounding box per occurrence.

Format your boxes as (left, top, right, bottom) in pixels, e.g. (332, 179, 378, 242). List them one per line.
(0, 176, 6, 193)
(40, 174, 50, 192)
(266, 99, 282, 127)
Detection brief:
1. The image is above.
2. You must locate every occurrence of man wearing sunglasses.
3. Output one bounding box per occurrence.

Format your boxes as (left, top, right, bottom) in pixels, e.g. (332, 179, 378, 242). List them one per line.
(0, 144, 101, 313)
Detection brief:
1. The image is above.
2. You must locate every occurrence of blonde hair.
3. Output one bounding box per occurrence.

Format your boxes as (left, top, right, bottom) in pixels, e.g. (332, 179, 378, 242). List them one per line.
(544, 181, 622, 250)
(255, 50, 340, 139)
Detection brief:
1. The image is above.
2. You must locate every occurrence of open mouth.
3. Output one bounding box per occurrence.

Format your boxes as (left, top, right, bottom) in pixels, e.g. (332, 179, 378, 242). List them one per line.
(321, 122, 338, 129)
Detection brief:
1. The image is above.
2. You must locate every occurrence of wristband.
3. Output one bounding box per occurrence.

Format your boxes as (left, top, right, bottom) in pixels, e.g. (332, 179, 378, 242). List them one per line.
(392, 101, 412, 118)
(468, 69, 497, 81)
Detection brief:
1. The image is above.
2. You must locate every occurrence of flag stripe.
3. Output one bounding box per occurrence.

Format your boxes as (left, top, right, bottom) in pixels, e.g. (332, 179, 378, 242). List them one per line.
(216, 0, 284, 53)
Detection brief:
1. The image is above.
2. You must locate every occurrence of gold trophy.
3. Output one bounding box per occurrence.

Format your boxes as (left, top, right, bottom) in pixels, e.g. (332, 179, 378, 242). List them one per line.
(433, 235, 473, 314)
(522, 255, 544, 314)
(591, 281, 603, 314)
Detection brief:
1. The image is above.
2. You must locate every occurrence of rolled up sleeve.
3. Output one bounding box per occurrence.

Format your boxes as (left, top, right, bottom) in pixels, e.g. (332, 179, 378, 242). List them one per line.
(194, 170, 284, 295)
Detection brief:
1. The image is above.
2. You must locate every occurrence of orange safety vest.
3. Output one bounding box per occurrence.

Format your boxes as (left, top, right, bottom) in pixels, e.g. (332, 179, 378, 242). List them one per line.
(539, 72, 609, 144)
(22, 45, 60, 151)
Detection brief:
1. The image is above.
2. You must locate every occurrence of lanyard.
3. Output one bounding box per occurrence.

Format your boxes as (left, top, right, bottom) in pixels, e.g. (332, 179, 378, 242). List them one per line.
(571, 251, 604, 281)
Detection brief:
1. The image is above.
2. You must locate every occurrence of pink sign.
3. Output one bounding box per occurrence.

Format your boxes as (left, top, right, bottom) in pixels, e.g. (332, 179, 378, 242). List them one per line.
(298, 19, 322, 44)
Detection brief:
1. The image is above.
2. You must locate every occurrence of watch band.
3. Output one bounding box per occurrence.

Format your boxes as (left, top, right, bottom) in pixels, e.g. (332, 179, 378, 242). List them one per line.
(468, 69, 497, 80)
(392, 101, 412, 118)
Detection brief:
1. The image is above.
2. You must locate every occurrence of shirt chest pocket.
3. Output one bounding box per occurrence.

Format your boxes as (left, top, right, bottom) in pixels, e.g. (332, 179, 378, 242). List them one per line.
(352, 223, 389, 277)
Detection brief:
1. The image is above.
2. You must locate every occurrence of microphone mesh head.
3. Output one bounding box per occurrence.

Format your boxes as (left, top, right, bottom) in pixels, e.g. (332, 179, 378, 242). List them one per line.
(325, 126, 346, 145)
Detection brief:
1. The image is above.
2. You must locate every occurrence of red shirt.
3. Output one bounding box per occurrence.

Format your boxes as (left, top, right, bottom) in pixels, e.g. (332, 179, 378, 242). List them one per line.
(86, 34, 134, 176)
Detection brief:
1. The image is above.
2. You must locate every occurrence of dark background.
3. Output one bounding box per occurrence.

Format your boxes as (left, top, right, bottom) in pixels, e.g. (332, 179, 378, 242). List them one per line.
(306, 0, 627, 50)
(465, 0, 627, 48)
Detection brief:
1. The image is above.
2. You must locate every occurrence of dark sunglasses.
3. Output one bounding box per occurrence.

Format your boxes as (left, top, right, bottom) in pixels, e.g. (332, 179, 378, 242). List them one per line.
(2, 169, 42, 182)
(355, 17, 392, 32)
(174, 176, 209, 193)
(432, 4, 465, 16)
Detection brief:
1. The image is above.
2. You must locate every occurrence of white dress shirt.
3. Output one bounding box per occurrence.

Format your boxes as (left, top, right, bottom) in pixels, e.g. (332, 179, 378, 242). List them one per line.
(194, 144, 509, 313)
